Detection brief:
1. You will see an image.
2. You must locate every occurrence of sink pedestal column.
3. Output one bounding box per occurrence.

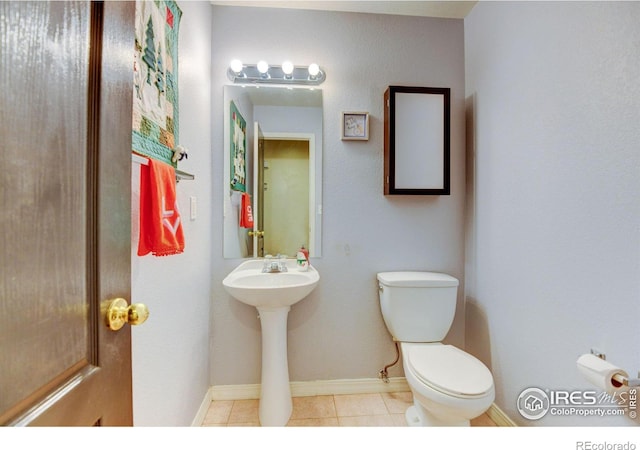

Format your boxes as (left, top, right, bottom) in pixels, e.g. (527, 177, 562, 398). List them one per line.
(256, 305, 292, 426)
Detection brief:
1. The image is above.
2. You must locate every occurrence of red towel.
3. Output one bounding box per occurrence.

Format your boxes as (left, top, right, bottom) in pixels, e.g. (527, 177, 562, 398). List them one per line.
(138, 158, 185, 256)
(240, 192, 254, 228)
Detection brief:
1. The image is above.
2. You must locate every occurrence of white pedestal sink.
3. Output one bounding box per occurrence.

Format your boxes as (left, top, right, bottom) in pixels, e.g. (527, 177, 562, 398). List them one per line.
(222, 259, 320, 426)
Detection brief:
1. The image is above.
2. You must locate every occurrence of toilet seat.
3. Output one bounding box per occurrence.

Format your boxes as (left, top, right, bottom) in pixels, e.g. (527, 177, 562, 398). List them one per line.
(405, 344, 493, 399)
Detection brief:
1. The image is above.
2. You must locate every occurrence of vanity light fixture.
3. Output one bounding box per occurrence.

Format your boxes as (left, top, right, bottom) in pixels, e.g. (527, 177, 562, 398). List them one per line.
(227, 59, 326, 86)
(308, 63, 320, 79)
(282, 60, 294, 80)
(230, 59, 244, 75)
(257, 60, 270, 79)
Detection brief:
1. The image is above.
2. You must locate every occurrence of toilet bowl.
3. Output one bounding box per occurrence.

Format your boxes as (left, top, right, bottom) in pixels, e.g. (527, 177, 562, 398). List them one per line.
(401, 342, 495, 426)
(376, 271, 495, 427)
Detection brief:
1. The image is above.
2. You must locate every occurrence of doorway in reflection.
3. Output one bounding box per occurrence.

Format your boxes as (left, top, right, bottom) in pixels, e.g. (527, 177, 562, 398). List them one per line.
(259, 138, 310, 257)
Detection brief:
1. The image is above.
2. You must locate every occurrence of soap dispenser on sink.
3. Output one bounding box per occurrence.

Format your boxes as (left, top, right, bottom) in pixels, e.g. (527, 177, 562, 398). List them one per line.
(296, 245, 309, 271)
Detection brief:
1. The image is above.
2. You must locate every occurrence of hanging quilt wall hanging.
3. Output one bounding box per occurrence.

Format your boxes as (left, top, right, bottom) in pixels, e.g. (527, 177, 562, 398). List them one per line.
(132, 0, 182, 166)
(229, 101, 247, 193)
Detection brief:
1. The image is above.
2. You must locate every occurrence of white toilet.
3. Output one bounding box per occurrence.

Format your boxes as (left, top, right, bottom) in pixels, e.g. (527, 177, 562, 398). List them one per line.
(377, 271, 495, 427)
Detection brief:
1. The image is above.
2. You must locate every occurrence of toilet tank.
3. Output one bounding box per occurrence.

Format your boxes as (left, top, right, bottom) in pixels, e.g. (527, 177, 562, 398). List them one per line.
(377, 272, 459, 343)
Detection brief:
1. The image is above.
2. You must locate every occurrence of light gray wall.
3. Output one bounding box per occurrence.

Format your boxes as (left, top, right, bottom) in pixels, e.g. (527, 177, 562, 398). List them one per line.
(465, 1, 640, 426)
(210, 6, 465, 385)
(131, 1, 212, 426)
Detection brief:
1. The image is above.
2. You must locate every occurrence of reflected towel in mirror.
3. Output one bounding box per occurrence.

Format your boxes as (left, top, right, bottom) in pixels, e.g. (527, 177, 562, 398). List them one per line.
(240, 192, 254, 228)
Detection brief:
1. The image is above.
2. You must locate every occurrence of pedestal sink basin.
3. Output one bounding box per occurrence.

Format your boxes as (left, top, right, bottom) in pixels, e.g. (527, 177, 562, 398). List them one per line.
(222, 259, 320, 426)
(222, 259, 319, 308)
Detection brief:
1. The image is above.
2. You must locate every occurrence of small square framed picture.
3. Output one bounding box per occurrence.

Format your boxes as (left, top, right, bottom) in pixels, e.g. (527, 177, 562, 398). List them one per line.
(341, 112, 369, 141)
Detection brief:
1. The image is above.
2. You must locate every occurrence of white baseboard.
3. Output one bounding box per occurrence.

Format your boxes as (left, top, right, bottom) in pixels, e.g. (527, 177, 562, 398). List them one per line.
(486, 403, 517, 427)
(209, 376, 410, 401)
(190, 387, 214, 427)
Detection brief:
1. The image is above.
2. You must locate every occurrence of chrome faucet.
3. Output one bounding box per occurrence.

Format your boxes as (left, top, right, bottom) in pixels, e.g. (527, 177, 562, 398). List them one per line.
(262, 254, 288, 273)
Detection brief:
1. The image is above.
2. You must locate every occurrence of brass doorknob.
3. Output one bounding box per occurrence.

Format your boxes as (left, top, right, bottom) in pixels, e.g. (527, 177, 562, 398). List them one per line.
(106, 298, 149, 331)
(248, 230, 264, 237)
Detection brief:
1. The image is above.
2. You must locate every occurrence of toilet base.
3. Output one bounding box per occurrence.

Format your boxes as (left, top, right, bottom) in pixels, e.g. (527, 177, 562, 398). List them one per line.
(405, 405, 422, 426)
(405, 400, 470, 427)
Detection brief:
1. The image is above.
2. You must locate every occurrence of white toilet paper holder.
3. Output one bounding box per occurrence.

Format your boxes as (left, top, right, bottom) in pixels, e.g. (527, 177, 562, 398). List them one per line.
(590, 349, 640, 387)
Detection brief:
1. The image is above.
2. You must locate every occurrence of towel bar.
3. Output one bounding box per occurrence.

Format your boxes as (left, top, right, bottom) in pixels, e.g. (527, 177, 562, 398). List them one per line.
(132, 153, 194, 182)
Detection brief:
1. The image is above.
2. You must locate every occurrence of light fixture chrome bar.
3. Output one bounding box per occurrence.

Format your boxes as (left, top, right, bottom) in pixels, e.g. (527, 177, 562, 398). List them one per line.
(227, 63, 326, 86)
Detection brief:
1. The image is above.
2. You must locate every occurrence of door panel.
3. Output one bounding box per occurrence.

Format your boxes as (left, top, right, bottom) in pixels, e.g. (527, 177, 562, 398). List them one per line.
(0, 1, 91, 417)
(0, 1, 134, 426)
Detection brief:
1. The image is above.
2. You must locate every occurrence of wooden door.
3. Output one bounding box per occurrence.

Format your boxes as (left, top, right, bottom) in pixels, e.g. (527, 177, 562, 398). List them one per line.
(0, 1, 135, 426)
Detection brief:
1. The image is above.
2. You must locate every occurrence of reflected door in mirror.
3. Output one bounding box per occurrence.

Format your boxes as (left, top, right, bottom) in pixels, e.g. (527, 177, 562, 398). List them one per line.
(262, 139, 310, 257)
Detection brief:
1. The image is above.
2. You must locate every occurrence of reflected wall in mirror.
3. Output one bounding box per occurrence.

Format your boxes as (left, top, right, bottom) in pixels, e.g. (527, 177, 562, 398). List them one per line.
(223, 85, 323, 259)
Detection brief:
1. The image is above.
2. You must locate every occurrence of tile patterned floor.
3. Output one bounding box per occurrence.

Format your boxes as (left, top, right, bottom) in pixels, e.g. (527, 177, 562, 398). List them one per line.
(202, 391, 498, 427)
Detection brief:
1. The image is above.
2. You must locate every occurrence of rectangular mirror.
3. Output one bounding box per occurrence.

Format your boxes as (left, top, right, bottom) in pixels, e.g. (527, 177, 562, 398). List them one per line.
(223, 85, 323, 259)
(384, 86, 450, 195)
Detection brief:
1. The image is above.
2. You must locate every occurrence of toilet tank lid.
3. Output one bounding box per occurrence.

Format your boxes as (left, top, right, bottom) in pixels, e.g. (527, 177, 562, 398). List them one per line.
(377, 271, 459, 287)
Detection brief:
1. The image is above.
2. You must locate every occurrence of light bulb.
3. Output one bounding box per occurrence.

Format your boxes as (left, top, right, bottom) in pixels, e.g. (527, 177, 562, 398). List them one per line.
(308, 63, 320, 77)
(229, 59, 243, 74)
(282, 60, 294, 75)
(257, 60, 269, 74)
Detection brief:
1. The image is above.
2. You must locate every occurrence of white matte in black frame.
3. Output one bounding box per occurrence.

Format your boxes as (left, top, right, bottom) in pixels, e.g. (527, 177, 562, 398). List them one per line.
(384, 86, 450, 195)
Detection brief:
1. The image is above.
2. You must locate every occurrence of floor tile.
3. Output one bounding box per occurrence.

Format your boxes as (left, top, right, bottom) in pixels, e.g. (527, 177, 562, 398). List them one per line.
(202, 399, 233, 425)
(390, 413, 408, 426)
(338, 414, 403, 427)
(227, 399, 260, 425)
(381, 391, 413, 414)
(287, 417, 340, 426)
(333, 393, 389, 417)
(206, 392, 498, 427)
(290, 395, 337, 420)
